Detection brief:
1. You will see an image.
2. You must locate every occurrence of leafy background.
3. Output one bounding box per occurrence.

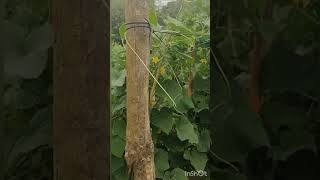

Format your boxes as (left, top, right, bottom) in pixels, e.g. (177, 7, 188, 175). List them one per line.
(1, 0, 320, 180)
(0, 0, 53, 179)
(210, 0, 320, 180)
(111, 0, 210, 179)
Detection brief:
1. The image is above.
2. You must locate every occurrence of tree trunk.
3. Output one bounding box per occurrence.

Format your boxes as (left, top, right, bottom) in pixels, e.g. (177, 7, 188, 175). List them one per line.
(52, 0, 110, 179)
(124, 0, 155, 179)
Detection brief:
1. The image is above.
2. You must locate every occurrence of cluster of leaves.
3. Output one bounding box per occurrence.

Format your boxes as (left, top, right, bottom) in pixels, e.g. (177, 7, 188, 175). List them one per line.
(211, 0, 320, 179)
(111, 0, 211, 179)
(0, 0, 53, 179)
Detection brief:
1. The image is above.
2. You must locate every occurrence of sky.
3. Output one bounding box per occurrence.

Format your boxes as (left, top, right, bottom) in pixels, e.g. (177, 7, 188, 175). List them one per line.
(155, 0, 176, 7)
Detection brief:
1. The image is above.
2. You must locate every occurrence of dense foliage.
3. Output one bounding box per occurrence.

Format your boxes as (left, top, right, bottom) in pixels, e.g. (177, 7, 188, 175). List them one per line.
(211, 0, 320, 179)
(0, 0, 53, 179)
(111, 0, 210, 179)
(1, 0, 320, 180)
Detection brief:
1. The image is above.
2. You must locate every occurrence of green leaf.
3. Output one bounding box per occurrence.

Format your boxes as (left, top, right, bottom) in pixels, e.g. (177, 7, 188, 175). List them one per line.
(165, 16, 191, 34)
(0, 21, 24, 53)
(164, 135, 189, 152)
(119, 23, 125, 39)
(112, 118, 126, 139)
(155, 148, 170, 178)
(171, 168, 188, 180)
(163, 168, 188, 180)
(151, 107, 174, 134)
(197, 129, 211, 152)
(193, 92, 209, 112)
(259, 20, 284, 45)
(192, 75, 209, 92)
(168, 152, 190, 168)
(175, 116, 198, 144)
(111, 69, 126, 87)
(156, 80, 182, 101)
(24, 23, 54, 53)
(29, 106, 52, 132)
(111, 155, 126, 173)
(176, 95, 195, 113)
(4, 51, 48, 79)
(149, 8, 158, 27)
(183, 150, 208, 171)
(112, 95, 126, 114)
(113, 166, 129, 180)
(212, 82, 269, 161)
(261, 44, 320, 96)
(12, 87, 40, 109)
(111, 136, 125, 158)
(261, 102, 316, 157)
(7, 133, 52, 168)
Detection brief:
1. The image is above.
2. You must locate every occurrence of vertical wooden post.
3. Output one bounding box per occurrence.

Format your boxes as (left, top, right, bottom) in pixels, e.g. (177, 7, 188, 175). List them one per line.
(52, 0, 110, 179)
(0, 2, 5, 177)
(124, 0, 155, 179)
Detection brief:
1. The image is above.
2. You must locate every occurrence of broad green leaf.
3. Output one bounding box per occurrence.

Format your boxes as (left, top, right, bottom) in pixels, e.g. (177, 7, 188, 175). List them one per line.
(261, 102, 316, 157)
(168, 152, 190, 168)
(24, 23, 54, 53)
(261, 43, 320, 96)
(4, 51, 48, 79)
(197, 129, 211, 152)
(164, 135, 189, 152)
(0, 21, 24, 52)
(111, 155, 126, 173)
(165, 16, 191, 34)
(183, 150, 208, 171)
(112, 95, 126, 114)
(29, 106, 52, 132)
(113, 166, 129, 180)
(176, 95, 195, 113)
(259, 20, 284, 45)
(156, 80, 182, 101)
(163, 168, 188, 180)
(7, 133, 52, 168)
(112, 118, 126, 139)
(212, 82, 269, 161)
(151, 107, 174, 134)
(192, 75, 209, 92)
(198, 109, 209, 125)
(11, 87, 39, 109)
(175, 116, 198, 144)
(111, 69, 126, 87)
(155, 148, 170, 178)
(111, 135, 125, 158)
(149, 8, 158, 27)
(193, 92, 209, 112)
(171, 168, 188, 180)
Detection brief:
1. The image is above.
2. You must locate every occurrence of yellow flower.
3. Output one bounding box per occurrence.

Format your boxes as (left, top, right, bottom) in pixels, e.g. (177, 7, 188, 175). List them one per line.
(200, 59, 207, 64)
(152, 56, 160, 64)
(160, 66, 166, 75)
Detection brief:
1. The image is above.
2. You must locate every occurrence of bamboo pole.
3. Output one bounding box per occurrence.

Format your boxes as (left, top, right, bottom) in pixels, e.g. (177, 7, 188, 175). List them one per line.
(124, 0, 155, 179)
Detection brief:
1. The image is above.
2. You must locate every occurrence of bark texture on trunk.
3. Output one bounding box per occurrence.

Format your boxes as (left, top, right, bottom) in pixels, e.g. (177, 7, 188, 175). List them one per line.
(52, 0, 110, 179)
(125, 0, 155, 179)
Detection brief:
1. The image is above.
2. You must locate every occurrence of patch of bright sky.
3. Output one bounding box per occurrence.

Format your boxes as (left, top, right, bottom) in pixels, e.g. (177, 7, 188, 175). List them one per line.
(155, 0, 176, 7)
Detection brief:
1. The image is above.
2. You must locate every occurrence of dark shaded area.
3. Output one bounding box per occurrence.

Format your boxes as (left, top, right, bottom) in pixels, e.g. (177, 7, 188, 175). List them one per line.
(210, 0, 320, 180)
(1, 0, 110, 179)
